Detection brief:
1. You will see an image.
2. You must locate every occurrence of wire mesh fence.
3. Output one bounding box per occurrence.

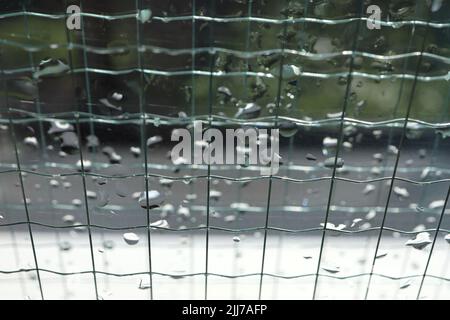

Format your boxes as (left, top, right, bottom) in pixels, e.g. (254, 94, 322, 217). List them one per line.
(0, 0, 449, 299)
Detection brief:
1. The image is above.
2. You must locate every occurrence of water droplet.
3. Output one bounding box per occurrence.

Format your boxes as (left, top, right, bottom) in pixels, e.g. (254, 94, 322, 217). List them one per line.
(76, 159, 92, 172)
(102, 146, 122, 164)
(24, 136, 39, 148)
(150, 219, 169, 229)
(321, 265, 340, 274)
(96, 190, 110, 208)
(387, 145, 398, 155)
(405, 232, 432, 250)
(73, 222, 87, 232)
(99, 98, 122, 112)
(306, 153, 317, 161)
(234, 102, 261, 119)
(224, 215, 236, 223)
(138, 190, 165, 209)
(161, 203, 175, 216)
(217, 86, 232, 98)
(393, 186, 409, 198)
(230, 202, 250, 213)
(232, 236, 241, 243)
(147, 135, 163, 147)
(436, 128, 450, 139)
(320, 222, 346, 231)
(86, 135, 99, 151)
(429, 199, 445, 209)
(123, 232, 140, 245)
(159, 178, 173, 189)
(60, 132, 79, 154)
(96, 177, 107, 186)
(210, 190, 222, 201)
(279, 121, 298, 138)
(177, 206, 190, 218)
(86, 190, 97, 199)
(324, 157, 344, 169)
(137, 9, 152, 23)
(48, 120, 73, 135)
(49, 179, 60, 188)
(372, 130, 383, 139)
(399, 279, 412, 289)
(103, 240, 115, 250)
(350, 218, 362, 228)
(33, 58, 69, 79)
(362, 184, 376, 195)
(130, 146, 141, 157)
(62, 214, 74, 224)
(419, 149, 427, 159)
(72, 199, 82, 207)
(272, 64, 301, 80)
(59, 241, 72, 251)
(323, 137, 337, 148)
(430, 0, 443, 12)
(111, 92, 123, 101)
(138, 278, 151, 289)
(444, 234, 450, 244)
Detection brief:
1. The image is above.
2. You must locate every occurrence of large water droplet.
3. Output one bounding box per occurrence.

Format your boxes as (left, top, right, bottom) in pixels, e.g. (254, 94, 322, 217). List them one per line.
(138, 190, 165, 209)
(405, 232, 432, 250)
(123, 232, 140, 245)
(33, 58, 69, 79)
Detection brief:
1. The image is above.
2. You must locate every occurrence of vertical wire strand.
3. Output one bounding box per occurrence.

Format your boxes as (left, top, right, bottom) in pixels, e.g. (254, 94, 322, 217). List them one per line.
(0, 45, 27, 298)
(355, 23, 417, 300)
(2, 39, 44, 298)
(364, 15, 432, 300)
(204, 0, 216, 300)
(78, 2, 96, 140)
(188, 0, 197, 299)
(74, 115, 99, 299)
(432, 90, 450, 300)
(135, 0, 154, 300)
(416, 185, 450, 299)
(258, 13, 288, 300)
(64, 0, 111, 294)
(232, 0, 254, 300)
(8, 118, 44, 300)
(312, 1, 364, 300)
(14, 6, 47, 299)
(63, 0, 99, 300)
(394, 78, 450, 299)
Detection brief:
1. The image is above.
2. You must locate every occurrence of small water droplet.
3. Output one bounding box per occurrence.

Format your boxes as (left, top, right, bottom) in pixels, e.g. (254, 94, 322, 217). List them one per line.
(393, 186, 409, 198)
(24, 136, 38, 148)
(59, 241, 72, 251)
(147, 135, 163, 147)
(321, 265, 340, 274)
(130, 146, 141, 157)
